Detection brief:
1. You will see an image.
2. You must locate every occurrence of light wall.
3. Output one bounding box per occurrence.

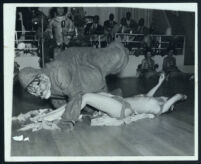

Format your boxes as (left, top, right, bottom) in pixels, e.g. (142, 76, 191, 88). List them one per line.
(119, 55, 194, 78)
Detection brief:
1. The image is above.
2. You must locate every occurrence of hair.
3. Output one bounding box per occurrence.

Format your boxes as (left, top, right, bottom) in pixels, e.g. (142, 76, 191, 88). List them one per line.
(126, 12, 131, 18)
(109, 13, 114, 19)
(138, 18, 144, 26)
(49, 7, 68, 18)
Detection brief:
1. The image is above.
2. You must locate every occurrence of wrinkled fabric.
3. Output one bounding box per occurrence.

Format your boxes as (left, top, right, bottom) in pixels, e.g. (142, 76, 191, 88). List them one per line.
(91, 113, 155, 126)
(61, 94, 83, 122)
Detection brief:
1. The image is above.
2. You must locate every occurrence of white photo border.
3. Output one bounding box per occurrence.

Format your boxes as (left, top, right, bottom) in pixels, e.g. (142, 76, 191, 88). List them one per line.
(4, 3, 198, 162)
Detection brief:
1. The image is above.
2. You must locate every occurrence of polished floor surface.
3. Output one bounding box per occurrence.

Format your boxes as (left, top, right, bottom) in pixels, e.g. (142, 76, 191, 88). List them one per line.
(11, 76, 195, 156)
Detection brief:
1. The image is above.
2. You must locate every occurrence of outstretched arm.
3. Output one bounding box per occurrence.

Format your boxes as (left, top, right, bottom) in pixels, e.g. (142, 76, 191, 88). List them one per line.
(146, 73, 165, 97)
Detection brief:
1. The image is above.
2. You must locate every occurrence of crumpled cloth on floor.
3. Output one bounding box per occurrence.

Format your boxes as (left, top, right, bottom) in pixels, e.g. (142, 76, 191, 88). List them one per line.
(12, 105, 66, 132)
(91, 113, 155, 126)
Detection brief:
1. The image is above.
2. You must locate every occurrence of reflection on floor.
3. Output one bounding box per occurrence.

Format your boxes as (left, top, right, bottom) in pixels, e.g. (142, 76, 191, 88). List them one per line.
(11, 76, 195, 156)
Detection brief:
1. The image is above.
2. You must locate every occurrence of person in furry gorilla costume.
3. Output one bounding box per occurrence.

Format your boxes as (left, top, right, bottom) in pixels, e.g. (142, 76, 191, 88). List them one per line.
(18, 41, 129, 130)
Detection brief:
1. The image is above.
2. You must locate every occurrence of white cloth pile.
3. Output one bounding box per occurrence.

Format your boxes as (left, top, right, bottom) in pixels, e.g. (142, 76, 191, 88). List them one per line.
(12, 105, 66, 132)
(91, 113, 155, 126)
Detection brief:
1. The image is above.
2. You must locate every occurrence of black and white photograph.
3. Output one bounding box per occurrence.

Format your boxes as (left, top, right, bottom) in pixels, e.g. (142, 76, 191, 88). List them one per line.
(4, 3, 198, 162)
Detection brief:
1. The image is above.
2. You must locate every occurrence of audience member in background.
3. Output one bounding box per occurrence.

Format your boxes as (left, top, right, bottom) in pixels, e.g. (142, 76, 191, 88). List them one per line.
(120, 12, 137, 33)
(163, 47, 193, 80)
(119, 17, 127, 33)
(31, 8, 49, 40)
(69, 8, 88, 46)
(15, 8, 24, 40)
(15, 7, 48, 40)
(104, 13, 117, 43)
(46, 7, 75, 58)
(137, 48, 159, 79)
(84, 15, 104, 35)
(135, 18, 149, 35)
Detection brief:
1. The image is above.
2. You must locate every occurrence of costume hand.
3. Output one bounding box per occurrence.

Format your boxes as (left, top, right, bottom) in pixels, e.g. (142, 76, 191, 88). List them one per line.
(57, 120, 74, 132)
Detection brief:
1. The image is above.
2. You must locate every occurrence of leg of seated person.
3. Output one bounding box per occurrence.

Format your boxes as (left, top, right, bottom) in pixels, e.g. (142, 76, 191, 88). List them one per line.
(81, 93, 133, 118)
(169, 70, 189, 80)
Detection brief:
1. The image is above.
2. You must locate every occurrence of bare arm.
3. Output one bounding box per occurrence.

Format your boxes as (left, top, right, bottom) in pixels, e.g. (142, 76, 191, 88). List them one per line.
(146, 73, 165, 97)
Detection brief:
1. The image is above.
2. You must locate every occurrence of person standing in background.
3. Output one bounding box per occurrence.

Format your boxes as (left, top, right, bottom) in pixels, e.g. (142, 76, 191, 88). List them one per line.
(46, 7, 75, 58)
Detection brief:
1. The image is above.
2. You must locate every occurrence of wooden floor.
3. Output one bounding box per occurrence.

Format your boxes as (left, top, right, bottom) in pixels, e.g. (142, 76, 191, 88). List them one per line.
(11, 76, 195, 156)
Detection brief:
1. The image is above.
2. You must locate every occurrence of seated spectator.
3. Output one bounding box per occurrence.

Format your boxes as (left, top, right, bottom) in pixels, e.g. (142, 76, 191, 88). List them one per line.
(120, 12, 137, 33)
(119, 17, 127, 33)
(46, 7, 75, 50)
(163, 47, 193, 80)
(137, 48, 159, 79)
(84, 15, 104, 35)
(135, 18, 149, 35)
(104, 13, 117, 42)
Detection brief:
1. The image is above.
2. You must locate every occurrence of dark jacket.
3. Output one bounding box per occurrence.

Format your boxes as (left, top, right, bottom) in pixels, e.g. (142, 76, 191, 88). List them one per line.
(84, 23, 104, 35)
(104, 20, 117, 31)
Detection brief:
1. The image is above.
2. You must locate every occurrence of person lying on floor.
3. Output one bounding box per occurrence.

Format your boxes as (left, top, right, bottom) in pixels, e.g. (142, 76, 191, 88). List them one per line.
(80, 73, 187, 120)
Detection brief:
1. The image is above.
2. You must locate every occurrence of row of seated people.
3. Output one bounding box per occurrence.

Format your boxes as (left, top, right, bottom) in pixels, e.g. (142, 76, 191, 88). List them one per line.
(44, 8, 150, 59)
(137, 47, 193, 80)
(46, 9, 149, 49)
(16, 7, 148, 43)
(85, 12, 149, 37)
